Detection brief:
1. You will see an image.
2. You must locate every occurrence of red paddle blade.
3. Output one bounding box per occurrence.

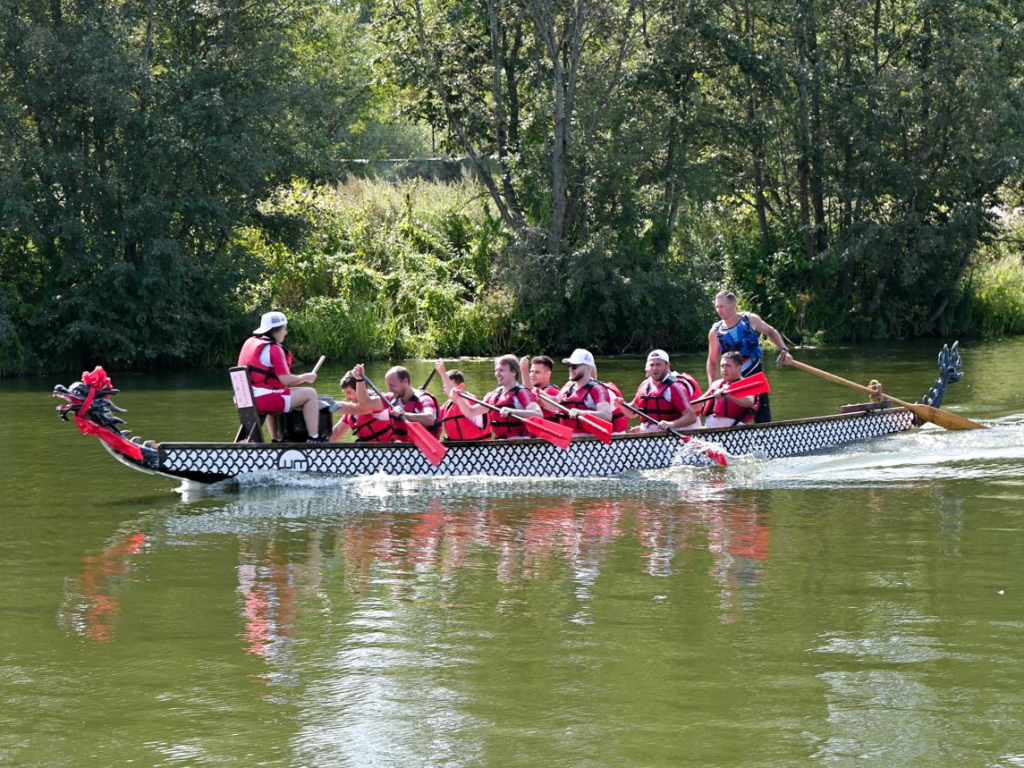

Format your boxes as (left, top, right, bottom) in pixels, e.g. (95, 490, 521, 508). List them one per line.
(696, 442, 729, 466)
(578, 413, 613, 444)
(404, 419, 447, 466)
(727, 372, 770, 396)
(675, 432, 729, 467)
(523, 416, 573, 449)
(691, 372, 771, 405)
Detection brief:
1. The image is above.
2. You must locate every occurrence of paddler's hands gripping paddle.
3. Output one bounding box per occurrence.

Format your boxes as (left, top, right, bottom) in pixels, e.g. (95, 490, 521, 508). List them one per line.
(458, 392, 574, 449)
(784, 358, 985, 431)
(302, 355, 326, 384)
(536, 391, 613, 444)
(615, 399, 729, 467)
(363, 374, 448, 466)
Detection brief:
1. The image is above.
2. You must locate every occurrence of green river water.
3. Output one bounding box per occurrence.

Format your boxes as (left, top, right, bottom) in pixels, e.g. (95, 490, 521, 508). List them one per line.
(3, 339, 1024, 767)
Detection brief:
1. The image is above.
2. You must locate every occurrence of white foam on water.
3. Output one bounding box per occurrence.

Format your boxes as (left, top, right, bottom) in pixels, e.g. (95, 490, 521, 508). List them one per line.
(723, 419, 1024, 489)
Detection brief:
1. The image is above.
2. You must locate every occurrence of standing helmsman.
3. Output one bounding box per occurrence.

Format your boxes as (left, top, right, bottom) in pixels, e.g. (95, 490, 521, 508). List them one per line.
(706, 290, 791, 423)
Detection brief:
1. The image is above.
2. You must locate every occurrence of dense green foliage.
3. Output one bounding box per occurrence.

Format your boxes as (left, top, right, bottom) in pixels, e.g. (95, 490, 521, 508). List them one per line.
(234, 178, 518, 360)
(0, 0, 423, 374)
(377, 0, 1024, 344)
(1, 0, 1022, 374)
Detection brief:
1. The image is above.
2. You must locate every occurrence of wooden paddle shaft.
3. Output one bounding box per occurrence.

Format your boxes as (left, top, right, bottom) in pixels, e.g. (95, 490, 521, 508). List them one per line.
(312, 355, 326, 375)
(785, 359, 879, 397)
(787, 358, 986, 431)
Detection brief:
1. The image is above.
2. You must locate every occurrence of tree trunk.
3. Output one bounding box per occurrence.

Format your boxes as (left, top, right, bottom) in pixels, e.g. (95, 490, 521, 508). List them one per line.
(805, 0, 826, 254)
(794, 0, 815, 260)
(488, 0, 524, 222)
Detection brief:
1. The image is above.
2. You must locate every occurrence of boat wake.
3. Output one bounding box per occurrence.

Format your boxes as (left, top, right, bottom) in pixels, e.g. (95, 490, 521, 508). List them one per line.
(719, 417, 1024, 489)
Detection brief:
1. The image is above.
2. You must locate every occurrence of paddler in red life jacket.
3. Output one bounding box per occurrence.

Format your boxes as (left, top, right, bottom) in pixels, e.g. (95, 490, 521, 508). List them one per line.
(625, 349, 700, 432)
(442, 355, 541, 439)
(384, 365, 442, 441)
(704, 351, 759, 428)
(433, 362, 491, 442)
(549, 348, 614, 433)
(329, 364, 394, 443)
(237, 311, 325, 442)
(520, 355, 562, 422)
(707, 290, 791, 423)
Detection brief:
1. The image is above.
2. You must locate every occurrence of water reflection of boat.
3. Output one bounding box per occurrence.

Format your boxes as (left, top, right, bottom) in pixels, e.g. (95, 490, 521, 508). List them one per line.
(59, 488, 773, 647)
(53, 346, 965, 485)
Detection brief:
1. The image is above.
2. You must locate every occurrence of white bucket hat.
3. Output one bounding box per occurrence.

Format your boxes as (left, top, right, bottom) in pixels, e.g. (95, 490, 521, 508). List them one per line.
(562, 348, 596, 368)
(646, 349, 670, 363)
(254, 311, 288, 335)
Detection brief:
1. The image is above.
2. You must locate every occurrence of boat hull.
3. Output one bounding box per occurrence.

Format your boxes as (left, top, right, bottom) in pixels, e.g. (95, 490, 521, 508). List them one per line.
(142, 407, 917, 483)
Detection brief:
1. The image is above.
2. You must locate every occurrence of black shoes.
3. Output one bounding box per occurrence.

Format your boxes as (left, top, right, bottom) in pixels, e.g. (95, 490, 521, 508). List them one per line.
(306, 435, 329, 444)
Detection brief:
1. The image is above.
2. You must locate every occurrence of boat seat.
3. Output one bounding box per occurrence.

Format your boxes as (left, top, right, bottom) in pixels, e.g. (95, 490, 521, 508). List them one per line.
(230, 365, 272, 443)
(839, 400, 893, 414)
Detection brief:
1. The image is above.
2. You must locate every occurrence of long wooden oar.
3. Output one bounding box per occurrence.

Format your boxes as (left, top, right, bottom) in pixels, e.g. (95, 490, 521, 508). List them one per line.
(786, 358, 986, 431)
(458, 393, 574, 449)
(690, 372, 770, 406)
(536, 391, 613, 444)
(617, 400, 729, 467)
(363, 375, 448, 465)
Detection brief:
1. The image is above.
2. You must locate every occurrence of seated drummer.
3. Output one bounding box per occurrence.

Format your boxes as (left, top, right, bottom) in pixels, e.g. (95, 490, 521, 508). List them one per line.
(703, 351, 758, 428)
(330, 364, 394, 443)
(551, 348, 614, 433)
(237, 311, 324, 442)
(625, 349, 700, 432)
(384, 365, 442, 441)
(434, 364, 491, 441)
(442, 355, 541, 439)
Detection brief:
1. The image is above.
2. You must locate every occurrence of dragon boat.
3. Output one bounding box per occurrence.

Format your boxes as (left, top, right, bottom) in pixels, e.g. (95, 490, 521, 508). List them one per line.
(54, 344, 967, 485)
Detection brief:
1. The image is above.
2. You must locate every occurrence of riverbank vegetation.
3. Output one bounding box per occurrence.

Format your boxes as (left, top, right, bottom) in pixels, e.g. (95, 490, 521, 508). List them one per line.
(1, 0, 1022, 374)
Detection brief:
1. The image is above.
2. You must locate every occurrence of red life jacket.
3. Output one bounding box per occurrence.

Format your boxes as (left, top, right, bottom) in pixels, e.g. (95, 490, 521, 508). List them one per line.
(237, 336, 292, 390)
(636, 376, 688, 423)
(602, 380, 630, 433)
(440, 400, 491, 441)
(485, 385, 536, 439)
(388, 389, 442, 441)
(702, 378, 757, 424)
(343, 406, 394, 443)
(539, 384, 562, 422)
(558, 380, 612, 434)
(675, 372, 703, 401)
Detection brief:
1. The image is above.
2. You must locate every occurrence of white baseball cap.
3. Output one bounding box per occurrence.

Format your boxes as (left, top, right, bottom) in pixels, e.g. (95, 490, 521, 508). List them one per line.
(647, 349, 670, 363)
(562, 348, 596, 367)
(254, 311, 288, 334)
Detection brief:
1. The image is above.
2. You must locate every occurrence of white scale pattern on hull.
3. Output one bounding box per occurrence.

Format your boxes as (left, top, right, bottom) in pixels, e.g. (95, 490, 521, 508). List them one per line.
(158, 409, 917, 482)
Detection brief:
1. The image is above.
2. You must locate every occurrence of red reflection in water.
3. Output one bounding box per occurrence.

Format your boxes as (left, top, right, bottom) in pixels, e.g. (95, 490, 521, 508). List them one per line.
(64, 495, 772, 649)
(67, 531, 147, 642)
(332, 497, 768, 596)
(237, 540, 298, 658)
